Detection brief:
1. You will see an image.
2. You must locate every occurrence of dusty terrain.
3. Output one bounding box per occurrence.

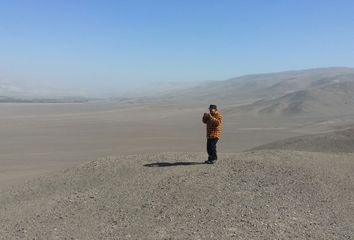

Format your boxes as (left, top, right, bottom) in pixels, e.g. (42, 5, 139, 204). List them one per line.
(253, 127, 354, 153)
(0, 101, 313, 191)
(1, 151, 353, 239)
(1, 67, 354, 239)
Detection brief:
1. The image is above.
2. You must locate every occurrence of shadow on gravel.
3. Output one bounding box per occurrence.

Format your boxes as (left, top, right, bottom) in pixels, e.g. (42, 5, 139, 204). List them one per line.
(144, 162, 205, 167)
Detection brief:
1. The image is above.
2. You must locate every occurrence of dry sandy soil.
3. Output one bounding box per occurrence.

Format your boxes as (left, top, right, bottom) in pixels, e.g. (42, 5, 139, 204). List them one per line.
(1, 151, 353, 239)
(2, 68, 354, 239)
(0, 101, 354, 239)
(0, 101, 315, 190)
(3, 67, 354, 190)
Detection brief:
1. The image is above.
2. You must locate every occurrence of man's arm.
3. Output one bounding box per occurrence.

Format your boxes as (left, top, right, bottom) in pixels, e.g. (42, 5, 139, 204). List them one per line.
(209, 113, 222, 126)
(202, 113, 210, 124)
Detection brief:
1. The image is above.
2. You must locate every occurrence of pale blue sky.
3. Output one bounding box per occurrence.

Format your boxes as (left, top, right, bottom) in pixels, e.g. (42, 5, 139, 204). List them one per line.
(1, 0, 354, 96)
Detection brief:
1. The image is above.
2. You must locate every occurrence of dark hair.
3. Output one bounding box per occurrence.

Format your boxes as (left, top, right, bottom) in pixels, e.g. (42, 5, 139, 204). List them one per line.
(209, 104, 217, 110)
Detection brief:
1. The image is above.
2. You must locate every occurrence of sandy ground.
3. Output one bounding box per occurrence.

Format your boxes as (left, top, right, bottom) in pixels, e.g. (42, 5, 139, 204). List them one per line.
(1, 151, 353, 239)
(1, 102, 354, 239)
(0, 101, 318, 191)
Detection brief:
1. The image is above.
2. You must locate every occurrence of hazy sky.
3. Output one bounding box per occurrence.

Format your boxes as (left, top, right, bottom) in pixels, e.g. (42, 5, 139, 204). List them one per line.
(1, 0, 354, 96)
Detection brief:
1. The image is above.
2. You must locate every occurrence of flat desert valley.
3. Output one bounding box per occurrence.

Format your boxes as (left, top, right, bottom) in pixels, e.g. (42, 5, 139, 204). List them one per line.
(1, 68, 354, 239)
(1, 100, 346, 191)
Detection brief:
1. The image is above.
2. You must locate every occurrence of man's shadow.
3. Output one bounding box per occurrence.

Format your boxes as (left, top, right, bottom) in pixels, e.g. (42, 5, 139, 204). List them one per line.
(144, 161, 205, 168)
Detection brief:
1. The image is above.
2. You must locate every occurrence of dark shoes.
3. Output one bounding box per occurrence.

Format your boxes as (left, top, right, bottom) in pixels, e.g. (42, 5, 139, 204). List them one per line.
(204, 160, 216, 164)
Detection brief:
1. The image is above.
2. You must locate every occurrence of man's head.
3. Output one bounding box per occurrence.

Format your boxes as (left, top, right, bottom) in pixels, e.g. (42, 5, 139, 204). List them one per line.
(209, 104, 217, 115)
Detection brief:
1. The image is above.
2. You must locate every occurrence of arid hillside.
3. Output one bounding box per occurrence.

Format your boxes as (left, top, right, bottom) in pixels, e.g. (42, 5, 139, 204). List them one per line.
(156, 67, 354, 108)
(1, 151, 353, 239)
(252, 127, 354, 153)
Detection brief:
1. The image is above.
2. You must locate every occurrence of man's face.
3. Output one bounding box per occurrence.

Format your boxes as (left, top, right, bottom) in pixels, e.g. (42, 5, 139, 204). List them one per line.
(209, 108, 216, 115)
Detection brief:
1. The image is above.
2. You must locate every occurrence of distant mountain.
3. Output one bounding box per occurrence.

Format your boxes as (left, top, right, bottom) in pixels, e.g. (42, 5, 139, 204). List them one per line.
(158, 67, 354, 117)
(0, 80, 29, 97)
(0, 79, 91, 103)
(237, 80, 354, 116)
(122, 81, 203, 97)
(235, 68, 354, 116)
(251, 127, 354, 153)
(162, 67, 354, 104)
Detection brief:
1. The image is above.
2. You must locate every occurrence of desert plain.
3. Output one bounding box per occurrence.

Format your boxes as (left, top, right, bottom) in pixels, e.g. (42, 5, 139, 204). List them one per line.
(1, 67, 354, 239)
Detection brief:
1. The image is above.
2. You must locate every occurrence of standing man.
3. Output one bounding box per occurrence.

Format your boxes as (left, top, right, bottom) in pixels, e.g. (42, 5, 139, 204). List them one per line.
(202, 104, 223, 164)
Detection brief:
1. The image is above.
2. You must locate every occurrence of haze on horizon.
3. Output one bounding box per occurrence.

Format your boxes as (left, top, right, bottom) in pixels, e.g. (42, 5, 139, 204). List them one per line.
(1, 0, 354, 97)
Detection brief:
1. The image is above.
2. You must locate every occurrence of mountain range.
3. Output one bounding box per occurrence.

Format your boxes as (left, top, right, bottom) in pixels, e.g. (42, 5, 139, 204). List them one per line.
(157, 67, 354, 117)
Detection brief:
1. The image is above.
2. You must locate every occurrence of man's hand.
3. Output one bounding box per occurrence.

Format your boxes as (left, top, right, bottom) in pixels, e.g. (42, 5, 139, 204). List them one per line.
(202, 113, 210, 124)
(203, 113, 210, 118)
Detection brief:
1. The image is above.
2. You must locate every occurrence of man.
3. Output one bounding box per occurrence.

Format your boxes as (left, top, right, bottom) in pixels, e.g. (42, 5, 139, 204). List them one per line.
(202, 104, 223, 164)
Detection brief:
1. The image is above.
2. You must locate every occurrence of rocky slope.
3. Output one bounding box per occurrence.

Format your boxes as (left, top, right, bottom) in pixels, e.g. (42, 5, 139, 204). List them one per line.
(253, 128, 354, 153)
(1, 151, 353, 239)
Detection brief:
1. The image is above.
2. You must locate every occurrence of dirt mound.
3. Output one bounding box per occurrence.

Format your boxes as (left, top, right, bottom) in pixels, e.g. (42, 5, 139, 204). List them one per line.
(253, 128, 354, 153)
(1, 151, 354, 239)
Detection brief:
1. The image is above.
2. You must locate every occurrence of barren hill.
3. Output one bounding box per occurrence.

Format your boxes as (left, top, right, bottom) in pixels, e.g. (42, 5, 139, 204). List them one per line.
(238, 79, 354, 116)
(158, 67, 354, 105)
(252, 128, 354, 153)
(150, 67, 354, 118)
(1, 151, 353, 239)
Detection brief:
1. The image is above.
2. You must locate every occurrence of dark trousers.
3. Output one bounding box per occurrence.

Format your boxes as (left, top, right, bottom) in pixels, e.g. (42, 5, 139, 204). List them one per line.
(207, 138, 219, 161)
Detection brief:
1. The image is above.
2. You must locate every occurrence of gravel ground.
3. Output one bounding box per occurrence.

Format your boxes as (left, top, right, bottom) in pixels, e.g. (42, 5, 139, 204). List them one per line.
(252, 128, 354, 153)
(1, 150, 354, 239)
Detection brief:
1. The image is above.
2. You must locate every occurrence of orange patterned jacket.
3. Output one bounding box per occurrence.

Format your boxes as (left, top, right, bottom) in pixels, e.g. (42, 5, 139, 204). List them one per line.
(202, 111, 223, 138)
